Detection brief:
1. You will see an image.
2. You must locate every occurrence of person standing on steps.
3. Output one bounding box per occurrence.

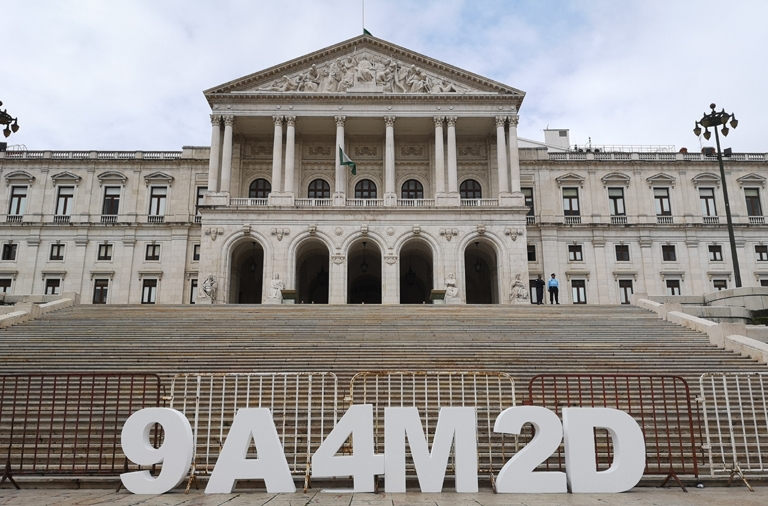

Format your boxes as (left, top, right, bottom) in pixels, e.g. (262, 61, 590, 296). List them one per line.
(548, 273, 560, 304)
(535, 274, 545, 305)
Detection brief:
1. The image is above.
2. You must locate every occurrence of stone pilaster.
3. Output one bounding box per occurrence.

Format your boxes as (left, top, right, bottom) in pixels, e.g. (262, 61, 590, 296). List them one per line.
(507, 115, 522, 195)
(284, 116, 296, 195)
(384, 115, 397, 206)
(495, 116, 509, 197)
(207, 115, 222, 192)
(220, 115, 235, 194)
(433, 116, 445, 197)
(334, 115, 346, 206)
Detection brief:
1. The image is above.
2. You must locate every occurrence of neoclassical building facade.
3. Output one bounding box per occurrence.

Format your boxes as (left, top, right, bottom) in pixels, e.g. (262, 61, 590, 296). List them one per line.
(1, 35, 767, 305)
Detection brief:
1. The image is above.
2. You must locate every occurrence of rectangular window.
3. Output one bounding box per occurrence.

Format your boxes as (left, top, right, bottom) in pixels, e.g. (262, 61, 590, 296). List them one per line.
(756, 245, 768, 261)
(2, 244, 17, 261)
(0, 279, 11, 293)
(145, 244, 160, 261)
(562, 188, 580, 216)
(93, 279, 109, 304)
(55, 186, 75, 216)
(608, 188, 625, 216)
(49, 243, 65, 261)
(98, 243, 113, 261)
(708, 245, 723, 261)
(522, 187, 534, 216)
(713, 279, 728, 291)
(45, 278, 61, 295)
(662, 245, 677, 262)
(666, 279, 681, 295)
(193, 244, 201, 261)
(615, 245, 630, 262)
(572, 280, 587, 304)
(149, 186, 167, 216)
(190, 279, 198, 304)
(619, 279, 633, 305)
(527, 245, 536, 262)
(699, 188, 717, 216)
(141, 279, 157, 304)
(196, 187, 207, 215)
(568, 244, 583, 262)
(102, 187, 121, 215)
(8, 186, 27, 215)
(745, 188, 763, 216)
(762, 280, 768, 287)
(654, 188, 671, 216)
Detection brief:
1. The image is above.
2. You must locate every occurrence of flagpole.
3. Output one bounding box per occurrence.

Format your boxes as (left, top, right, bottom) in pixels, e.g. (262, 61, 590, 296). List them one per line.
(362, 0, 365, 33)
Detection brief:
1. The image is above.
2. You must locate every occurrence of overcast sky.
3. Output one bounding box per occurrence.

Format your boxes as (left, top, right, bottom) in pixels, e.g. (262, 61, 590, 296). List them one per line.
(3, 0, 767, 153)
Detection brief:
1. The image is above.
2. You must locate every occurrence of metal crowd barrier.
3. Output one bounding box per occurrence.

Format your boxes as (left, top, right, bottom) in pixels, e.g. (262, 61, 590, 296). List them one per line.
(167, 372, 338, 492)
(0, 373, 162, 489)
(527, 374, 699, 491)
(698, 372, 768, 491)
(348, 371, 517, 486)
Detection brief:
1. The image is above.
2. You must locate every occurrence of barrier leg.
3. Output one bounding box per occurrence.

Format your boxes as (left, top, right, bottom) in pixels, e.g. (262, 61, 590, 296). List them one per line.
(0, 459, 19, 490)
(659, 471, 687, 492)
(727, 466, 754, 492)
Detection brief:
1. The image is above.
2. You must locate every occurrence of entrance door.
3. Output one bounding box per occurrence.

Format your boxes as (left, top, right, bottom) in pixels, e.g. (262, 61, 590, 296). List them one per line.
(347, 240, 381, 304)
(399, 240, 433, 304)
(230, 240, 264, 303)
(464, 241, 498, 304)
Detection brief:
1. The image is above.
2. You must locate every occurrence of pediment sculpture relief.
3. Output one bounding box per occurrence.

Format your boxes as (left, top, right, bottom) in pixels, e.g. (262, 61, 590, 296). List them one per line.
(256, 51, 474, 94)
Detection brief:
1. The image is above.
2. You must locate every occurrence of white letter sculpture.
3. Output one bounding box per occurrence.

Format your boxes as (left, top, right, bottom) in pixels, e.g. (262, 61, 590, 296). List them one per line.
(562, 407, 646, 493)
(384, 407, 478, 493)
(120, 408, 194, 494)
(205, 408, 296, 493)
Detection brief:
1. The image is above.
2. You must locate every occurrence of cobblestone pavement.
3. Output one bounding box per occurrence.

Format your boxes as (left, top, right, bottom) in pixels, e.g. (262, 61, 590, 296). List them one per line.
(0, 487, 767, 506)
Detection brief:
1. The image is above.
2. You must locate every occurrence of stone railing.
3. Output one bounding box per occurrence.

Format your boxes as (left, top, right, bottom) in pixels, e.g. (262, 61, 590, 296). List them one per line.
(397, 199, 435, 208)
(547, 151, 768, 162)
(295, 198, 332, 207)
(460, 199, 499, 207)
(346, 198, 383, 207)
(0, 150, 182, 160)
(230, 198, 268, 207)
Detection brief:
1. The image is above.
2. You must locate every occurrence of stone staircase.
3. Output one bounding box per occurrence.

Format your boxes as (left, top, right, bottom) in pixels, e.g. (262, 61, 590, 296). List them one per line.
(1, 304, 764, 386)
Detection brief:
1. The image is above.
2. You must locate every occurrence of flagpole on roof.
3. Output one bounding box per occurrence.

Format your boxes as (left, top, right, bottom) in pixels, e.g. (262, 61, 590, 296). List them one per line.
(362, 0, 365, 34)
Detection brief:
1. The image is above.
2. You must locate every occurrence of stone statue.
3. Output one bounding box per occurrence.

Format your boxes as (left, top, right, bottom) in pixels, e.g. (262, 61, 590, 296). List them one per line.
(445, 273, 459, 299)
(202, 274, 217, 303)
(269, 273, 285, 301)
(511, 273, 529, 301)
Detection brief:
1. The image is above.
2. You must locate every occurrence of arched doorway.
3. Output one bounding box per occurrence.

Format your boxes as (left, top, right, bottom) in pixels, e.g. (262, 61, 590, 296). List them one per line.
(464, 241, 498, 304)
(399, 240, 433, 304)
(229, 240, 264, 303)
(347, 240, 381, 304)
(296, 239, 329, 304)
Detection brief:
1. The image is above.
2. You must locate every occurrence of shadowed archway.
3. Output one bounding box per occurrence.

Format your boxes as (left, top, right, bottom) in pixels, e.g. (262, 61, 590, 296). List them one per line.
(347, 240, 381, 304)
(464, 241, 498, 304)
(295, 239, 330, 304)
(230, 240, 264, 303)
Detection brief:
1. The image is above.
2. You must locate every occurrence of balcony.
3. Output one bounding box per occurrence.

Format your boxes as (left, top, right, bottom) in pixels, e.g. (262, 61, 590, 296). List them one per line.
(147, 215, 165, 224)
(526, 216, 536, 225)
(295, 198, 332, 207)
(100, 215, 117, 224)
(398, 199, 435, 208)
(564, 216, 581, 225)
(610, 216, 628, 225)
(749, 216, 765, 225)
(53, 215, 71, 224)
(703, 216, 720, 225)
(346, 199, 383, 207)
(6, 215, 22, 223)
(230, 198, 268, 207)
(194, 215, 202, 224)
(460, 199, 499, 207)
(657, 215, 674, 225)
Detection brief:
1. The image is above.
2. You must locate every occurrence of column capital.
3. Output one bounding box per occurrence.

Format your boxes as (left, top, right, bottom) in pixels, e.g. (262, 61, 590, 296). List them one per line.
(384, 115, 396, 127)
(495, 116, 507, 128)
(508, 115, 520, 128)
(284, 116, 296, 127)
(210, 114, 222, 126)
(334, 115, 346, 127)
(433, 115, 445, 127)
(272, 115, 284, 126)
(446, 116, 457, 127)
(222, 115, 236, 127)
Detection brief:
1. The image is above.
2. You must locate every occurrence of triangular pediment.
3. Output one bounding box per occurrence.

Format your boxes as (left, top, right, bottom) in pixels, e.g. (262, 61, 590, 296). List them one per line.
(646, 173, 676, 188)
(50, 171, 82, 186)
(555, 173, 585, 187)
(691, 172, 720, 188)
(205, 35, 524, 99)
(737, 173, 766, 188)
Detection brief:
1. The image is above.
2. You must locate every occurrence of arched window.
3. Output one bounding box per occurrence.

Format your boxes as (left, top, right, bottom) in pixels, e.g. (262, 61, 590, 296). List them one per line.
(308, 179, 331, 199)
(460, 179, 482, 199)
(401, 179, 424, 199)
(354, 179, 377, 199)
(249, 178, 271, 198)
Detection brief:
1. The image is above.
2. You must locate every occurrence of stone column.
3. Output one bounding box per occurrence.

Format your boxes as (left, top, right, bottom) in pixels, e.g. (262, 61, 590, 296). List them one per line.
(507, 115, 521, 194)
(384, 115, 397, 206)
(433, 116, 445, 197)
(334, 115, 346, 206)
(220, 115, 235, 194)
(207, 115, 222, 192)
(446, 116, 458, 195)
(284, 116, 296, 195)
(271, 115, 284, 194)
(495, 116, 509, 196)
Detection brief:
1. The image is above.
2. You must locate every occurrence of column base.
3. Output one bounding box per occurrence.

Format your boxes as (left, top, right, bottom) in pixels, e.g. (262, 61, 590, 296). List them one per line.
(264, 297, 282, 305)
(436, 194, 460, 207)
(204, 192, 230, 206)
(444, 297, 463, 305)
(333, 193, 346, 206)
(384, 193, 398, 207)
(268, 193, 295, 206)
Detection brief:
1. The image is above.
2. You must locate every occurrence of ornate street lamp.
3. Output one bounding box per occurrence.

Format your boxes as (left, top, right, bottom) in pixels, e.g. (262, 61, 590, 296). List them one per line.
(360, 242, 368, 273)
(474, 242, 482, 273)
(0, 101, 20, 138)
(694, 103, 741, 287)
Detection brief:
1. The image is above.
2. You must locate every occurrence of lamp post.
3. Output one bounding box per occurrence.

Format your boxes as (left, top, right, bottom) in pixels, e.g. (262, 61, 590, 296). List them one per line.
(693, 103, 741, 287)
(0, 101, 20, 138)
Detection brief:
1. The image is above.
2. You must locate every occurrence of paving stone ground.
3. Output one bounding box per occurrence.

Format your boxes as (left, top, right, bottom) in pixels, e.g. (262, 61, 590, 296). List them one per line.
(0, 487, 766, 506)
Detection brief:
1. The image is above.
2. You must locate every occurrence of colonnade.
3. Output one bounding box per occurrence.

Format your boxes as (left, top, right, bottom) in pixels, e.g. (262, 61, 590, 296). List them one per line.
(206, 114, 523, 203)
